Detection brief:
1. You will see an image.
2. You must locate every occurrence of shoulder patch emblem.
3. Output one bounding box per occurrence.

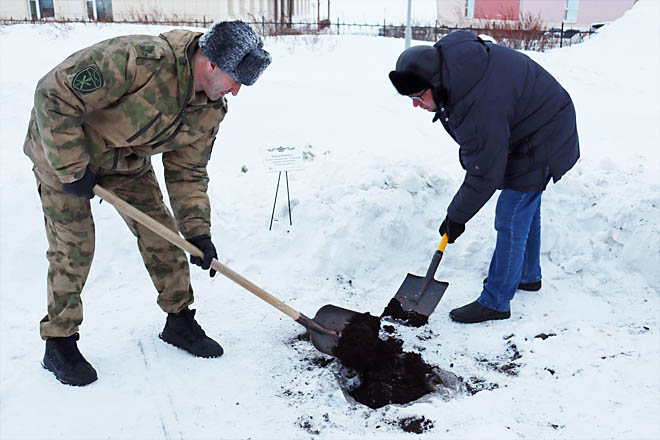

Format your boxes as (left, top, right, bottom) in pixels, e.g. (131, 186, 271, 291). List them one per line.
(72, 66, 104, 94)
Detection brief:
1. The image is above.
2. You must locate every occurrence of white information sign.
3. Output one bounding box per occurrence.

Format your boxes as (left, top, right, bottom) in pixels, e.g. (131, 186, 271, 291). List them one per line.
(262, 146, 305, 173)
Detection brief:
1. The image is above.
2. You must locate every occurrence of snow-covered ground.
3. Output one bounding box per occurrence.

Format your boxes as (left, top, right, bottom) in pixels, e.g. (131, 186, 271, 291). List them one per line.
(1, 1, 659, 438)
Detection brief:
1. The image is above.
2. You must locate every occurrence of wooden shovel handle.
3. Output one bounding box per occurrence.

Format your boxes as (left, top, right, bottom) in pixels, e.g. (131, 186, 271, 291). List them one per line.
(92, 184, 302, 322)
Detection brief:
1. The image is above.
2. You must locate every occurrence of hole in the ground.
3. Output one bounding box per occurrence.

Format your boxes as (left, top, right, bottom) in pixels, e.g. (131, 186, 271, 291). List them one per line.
(331, 312, 459, 409)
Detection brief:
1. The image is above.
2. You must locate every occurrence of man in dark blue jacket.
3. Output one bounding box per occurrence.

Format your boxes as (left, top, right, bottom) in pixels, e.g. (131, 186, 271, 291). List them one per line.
(389, 31, 579, 323)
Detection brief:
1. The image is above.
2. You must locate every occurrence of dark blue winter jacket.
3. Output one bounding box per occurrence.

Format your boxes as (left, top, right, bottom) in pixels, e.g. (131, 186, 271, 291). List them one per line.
(422, 31, 580, 224)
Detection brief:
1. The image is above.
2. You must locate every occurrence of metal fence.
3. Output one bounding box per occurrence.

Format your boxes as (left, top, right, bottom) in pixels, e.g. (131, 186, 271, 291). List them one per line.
(0, 17, 595, 51)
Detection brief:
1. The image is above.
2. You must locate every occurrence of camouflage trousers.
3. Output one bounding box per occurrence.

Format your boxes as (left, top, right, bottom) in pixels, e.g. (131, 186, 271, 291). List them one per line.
(36, 166, 193, 339)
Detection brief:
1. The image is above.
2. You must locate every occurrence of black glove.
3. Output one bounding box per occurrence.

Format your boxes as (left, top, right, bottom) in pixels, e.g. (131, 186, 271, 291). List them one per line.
(439, 216, 465, 244)
(61, 168, 97, 199)
(188, 234, 217, 277)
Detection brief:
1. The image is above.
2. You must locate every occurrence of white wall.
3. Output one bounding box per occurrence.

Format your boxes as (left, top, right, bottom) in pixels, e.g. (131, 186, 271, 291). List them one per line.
(0, 0, 309, 22)
(55, 0, 87, 20)
(326, 0, 438, 25)
(436, 0, 468, 26)
(109, 0, 307, 22)
(1, 0, 30, 20)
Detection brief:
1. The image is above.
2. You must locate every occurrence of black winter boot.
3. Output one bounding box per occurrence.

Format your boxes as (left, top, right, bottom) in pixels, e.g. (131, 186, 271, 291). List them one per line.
(159, 308, 223, 358)
(42, 333, 98, 386)
(450, 300, 511, 323)
(483, 278, 542, 292)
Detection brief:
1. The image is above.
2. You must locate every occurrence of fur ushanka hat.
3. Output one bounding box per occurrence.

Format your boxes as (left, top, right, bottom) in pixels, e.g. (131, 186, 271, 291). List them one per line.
(199, 20, 272, 86)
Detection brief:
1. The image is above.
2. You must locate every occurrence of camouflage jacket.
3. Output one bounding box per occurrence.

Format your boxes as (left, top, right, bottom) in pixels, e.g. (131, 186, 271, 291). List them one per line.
(23, 29, 227, 239)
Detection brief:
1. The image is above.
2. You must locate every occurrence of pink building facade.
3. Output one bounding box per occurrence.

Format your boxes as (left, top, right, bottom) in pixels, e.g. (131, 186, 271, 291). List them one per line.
(474, 0, 520, 20)
(438, 0, 639, 29)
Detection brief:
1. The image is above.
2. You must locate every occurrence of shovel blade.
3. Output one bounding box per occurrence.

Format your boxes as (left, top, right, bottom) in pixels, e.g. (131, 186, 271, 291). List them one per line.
(309, 304, 360, 355)
(394, 273, 449, 317)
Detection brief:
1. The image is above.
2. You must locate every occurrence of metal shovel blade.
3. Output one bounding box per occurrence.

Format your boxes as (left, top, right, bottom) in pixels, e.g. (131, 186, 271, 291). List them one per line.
(308, 304, 360, 355)
(394, 273, 449, 317)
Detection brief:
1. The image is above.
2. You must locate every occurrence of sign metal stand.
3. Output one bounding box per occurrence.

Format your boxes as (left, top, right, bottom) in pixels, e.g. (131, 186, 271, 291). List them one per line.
(268, 171, 293, 230)
(262, 146, 304, 230)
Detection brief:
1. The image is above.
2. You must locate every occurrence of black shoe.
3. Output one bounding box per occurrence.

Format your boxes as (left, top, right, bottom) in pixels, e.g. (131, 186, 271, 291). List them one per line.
(449, 300, 511, 323)
(42, 333, 98, 386)
(159, 308, 223, 358)
(483, 278, 541, 292)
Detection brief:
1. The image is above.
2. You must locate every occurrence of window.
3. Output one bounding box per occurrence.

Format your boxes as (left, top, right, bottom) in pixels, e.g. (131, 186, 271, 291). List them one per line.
(86, 0, 95, 20)
(29, 0, 38, 20)
(39, 0, 55, 19)
(466, 0, 475, 19)
(96, 0, 113, 22)
(565, 0, 579, 23)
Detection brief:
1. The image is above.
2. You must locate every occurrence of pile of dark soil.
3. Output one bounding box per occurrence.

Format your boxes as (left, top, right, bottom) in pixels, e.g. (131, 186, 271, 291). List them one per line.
(399, 416, 434, 434)
(332, 312, 436, 409)
(381, 298, 429, 327)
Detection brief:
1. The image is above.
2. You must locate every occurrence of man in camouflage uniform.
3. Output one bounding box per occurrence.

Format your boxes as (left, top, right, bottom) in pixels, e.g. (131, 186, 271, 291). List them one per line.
(23, 21, 271, 386)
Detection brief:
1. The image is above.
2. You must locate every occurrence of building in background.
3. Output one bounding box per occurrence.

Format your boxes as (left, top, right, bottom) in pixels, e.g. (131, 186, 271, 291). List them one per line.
(1, 0, 318, 23)
(437, 0, 638, 29)
(1, 0, 639, 31)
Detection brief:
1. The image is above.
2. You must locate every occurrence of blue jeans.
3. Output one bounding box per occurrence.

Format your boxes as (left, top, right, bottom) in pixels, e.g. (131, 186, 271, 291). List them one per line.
(478, 188, 543, 312)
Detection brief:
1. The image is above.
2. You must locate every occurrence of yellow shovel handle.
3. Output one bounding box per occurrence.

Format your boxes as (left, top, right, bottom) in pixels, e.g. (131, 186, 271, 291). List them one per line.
(438, 233, 449, 252)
